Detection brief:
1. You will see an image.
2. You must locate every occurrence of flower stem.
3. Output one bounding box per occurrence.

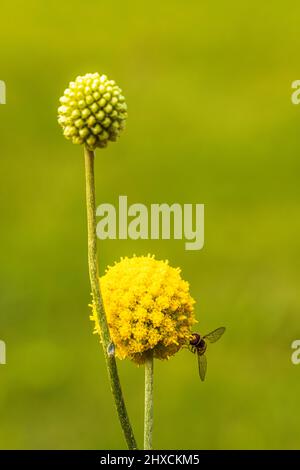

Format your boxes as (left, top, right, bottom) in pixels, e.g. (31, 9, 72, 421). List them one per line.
(84, 146, 137, 450)
(144, 351, 154, 450)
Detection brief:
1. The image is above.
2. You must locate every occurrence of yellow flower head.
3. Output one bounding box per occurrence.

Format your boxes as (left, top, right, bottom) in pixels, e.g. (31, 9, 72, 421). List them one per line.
(90, 255, 197, 364)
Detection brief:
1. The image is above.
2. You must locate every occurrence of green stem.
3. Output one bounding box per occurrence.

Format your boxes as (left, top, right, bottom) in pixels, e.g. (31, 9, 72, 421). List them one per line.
(144, 351, 154, 450)
(84, 146, 137, 450)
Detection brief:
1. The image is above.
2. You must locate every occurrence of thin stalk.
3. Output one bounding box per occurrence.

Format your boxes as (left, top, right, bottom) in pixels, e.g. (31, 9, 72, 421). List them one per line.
(84, 146, 137, 450)
(144, 351, 154, 450)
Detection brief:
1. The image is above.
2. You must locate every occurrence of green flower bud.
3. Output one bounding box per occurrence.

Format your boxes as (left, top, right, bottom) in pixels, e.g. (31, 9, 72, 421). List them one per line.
(102, 117, 112, 128)
(90, 102, 99, 113)
(58, 72, 127, 150)
(92, 124, 102, 135)
(103, 92, 111, 101)
(78, 100, 86, 109)
(71, 109, 81, 119)
(81, 108, 91, 119)
(75, 118, 84, 128)
(99, 98, 106, 108)
(87, 115, 97, 127)
(104, 104, 113, 114)
(86, 135, 97, 147)
(96, 110, 105, 121)
(86, 95, 94, 105)
(79, 127, 89, 139)
(99, 130, 109, 141)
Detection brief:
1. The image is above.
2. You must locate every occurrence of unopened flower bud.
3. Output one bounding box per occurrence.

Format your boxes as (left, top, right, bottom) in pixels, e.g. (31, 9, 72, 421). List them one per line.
(58, 73, 127, 150)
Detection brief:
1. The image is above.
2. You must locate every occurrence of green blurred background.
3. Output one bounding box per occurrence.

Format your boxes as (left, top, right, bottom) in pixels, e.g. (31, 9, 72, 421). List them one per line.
(1, 0, 300, 450)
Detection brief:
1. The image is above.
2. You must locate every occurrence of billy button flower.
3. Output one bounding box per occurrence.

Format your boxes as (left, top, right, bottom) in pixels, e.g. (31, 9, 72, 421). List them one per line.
(91, 255, 196, 364)
(90, 255, 197, 449)
(57, 73, 136, 450)
(58, 73, 127, 150)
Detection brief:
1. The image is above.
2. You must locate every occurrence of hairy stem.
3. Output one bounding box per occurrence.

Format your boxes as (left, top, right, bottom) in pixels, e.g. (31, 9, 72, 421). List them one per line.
(84, 146, 137, 450)
(144, 351, 154, 450)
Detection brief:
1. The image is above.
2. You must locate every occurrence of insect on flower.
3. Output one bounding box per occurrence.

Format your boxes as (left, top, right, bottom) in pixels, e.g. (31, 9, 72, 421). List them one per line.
(189, 327, 226, 381)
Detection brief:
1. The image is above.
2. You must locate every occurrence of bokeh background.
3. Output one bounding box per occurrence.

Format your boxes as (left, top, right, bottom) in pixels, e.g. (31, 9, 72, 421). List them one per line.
(1, 0, 300, 450)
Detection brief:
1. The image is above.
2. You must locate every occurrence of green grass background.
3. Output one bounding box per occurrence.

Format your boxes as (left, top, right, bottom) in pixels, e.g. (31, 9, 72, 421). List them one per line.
(1, 0, 300, 449)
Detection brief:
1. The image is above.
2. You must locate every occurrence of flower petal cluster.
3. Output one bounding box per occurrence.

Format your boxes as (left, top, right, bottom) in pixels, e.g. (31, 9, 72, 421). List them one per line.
(91, 255, 196, 364)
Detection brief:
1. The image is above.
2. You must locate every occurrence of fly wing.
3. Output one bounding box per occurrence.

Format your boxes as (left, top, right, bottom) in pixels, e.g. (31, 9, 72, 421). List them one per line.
(198, 353, 207, 381)
(204, 327, 226, 343)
